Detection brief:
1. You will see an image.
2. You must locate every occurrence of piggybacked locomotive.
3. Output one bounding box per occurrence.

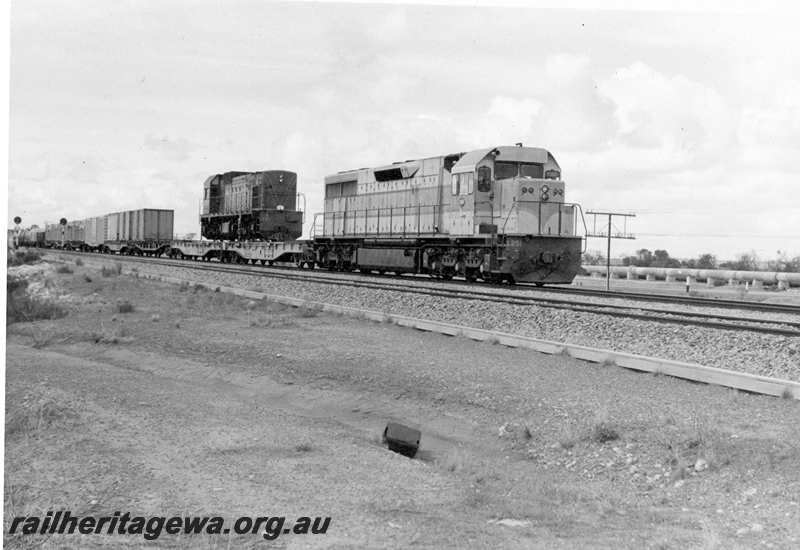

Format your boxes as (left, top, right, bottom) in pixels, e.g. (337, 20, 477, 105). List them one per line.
(312, 144, 585, 284)
(200, 170, 303, 241)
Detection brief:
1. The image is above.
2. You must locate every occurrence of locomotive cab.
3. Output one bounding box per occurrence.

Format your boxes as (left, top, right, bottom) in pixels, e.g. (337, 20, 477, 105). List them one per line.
(451, 145, 576, 238)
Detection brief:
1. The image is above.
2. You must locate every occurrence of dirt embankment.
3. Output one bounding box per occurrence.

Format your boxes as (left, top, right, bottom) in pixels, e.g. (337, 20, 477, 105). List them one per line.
(5, 260, 800, 548)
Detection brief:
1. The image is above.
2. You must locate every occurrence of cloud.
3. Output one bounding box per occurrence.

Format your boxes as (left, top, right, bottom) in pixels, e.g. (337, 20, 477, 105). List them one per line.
(143, 135, 199, 162)
(596, 61, 735, 171)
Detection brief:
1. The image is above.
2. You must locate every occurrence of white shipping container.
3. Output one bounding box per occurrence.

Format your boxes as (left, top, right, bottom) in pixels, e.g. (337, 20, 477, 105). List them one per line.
(85, 216, 107, 246)
(106, 212, 121, 241)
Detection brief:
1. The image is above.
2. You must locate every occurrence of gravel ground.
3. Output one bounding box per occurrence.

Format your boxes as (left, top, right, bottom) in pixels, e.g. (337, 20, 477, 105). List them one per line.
(57, 254, 800, 381)
(6, 265, 800, 548)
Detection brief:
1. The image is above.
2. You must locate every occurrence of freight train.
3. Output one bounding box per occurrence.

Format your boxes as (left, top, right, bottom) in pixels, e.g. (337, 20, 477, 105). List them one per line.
(14, 144, 586, 285)
(18, 209, 174, 255)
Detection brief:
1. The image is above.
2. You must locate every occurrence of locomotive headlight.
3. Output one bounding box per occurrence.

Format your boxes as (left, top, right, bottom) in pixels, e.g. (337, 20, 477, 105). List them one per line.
(521, 187, 527, 194)
(541, 185, 549, 194)
(528, 187, 535, 194)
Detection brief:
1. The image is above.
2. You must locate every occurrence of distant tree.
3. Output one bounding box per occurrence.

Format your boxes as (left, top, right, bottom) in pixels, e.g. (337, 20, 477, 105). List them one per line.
(696, 253, 717, 269)
(636, 248, 653, 266)
(582, 250, 604, 265)
(721, 251, 759, 271)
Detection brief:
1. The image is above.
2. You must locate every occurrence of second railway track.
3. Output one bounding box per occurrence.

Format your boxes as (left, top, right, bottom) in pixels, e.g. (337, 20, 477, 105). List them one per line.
(51, 250, 800, 338)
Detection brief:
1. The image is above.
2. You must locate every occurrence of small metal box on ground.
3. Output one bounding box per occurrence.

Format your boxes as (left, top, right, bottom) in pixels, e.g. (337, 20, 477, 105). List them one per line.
(383, 422, 421, 458)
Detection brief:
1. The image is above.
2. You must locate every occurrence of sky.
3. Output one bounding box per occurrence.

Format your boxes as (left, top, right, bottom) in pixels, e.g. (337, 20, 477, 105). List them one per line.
(7, 0, 800, 261)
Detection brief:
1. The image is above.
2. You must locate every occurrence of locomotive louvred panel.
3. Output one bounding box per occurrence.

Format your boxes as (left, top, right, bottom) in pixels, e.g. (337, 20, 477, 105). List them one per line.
(373, 162, 420, 181)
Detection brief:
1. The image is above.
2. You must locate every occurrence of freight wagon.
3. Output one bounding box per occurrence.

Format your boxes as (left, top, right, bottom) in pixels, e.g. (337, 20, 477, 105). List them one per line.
(44, 220, 85, 249)
(103, 209, 173, 254)
(311, 144, 585, 284)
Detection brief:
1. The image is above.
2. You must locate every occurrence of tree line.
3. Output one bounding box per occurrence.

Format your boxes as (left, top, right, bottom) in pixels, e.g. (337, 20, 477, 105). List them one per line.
(583, 249, 800, 272)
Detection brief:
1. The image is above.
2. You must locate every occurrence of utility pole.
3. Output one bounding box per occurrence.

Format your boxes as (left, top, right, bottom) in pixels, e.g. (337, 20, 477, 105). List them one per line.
(585, 211, 636, 291)
(13, 216, 21, 249)
(60, 217, 67, 249)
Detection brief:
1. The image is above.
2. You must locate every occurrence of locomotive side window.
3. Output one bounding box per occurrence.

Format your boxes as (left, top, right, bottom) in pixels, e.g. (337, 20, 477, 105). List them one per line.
(520, 163, 544, 178)
(463, 173, 473, 195)
(451, 174, 460, 195)
(495, 162, 517, 179)
(325, 183, 341, 199)
(341, 181, 357, 197)
(477, 166, 491, 192)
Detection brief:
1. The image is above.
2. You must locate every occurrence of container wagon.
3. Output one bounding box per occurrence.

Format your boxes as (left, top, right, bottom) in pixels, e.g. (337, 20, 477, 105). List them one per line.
(104, 209, 174, 255)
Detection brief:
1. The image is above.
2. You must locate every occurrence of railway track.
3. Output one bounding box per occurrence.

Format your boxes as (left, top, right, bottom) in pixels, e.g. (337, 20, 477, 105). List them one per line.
(51, 250, 800, 338)
(519, 284, 800, 315)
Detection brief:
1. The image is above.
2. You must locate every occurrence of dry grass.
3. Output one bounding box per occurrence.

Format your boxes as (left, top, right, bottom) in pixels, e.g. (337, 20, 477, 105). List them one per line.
(5, 393, 76, 437)
(8, 249, 42, 266)
(101, 263, 123, 277)
(56, 264, 74, 274)
(74, 257, 84, 266)
(90, 321, 134, 345)
(296, 303, 322, 318)
(249, 315, 297, 329)
(6, 278, 67, 324)
(439, 447, 475, 473)
(556, 408, 622, 448)
(658, 411, 732, 481)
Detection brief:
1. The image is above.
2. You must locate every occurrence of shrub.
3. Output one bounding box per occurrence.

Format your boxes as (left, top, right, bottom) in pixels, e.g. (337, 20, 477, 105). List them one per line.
(8, 249, 42, 267)
(74, 258, 84, 266)
(6, 278, 67, 324)
(591, 422, 620, 443)
(101, 263, 123, 277)
(56, 265, 73, 274)
(297, 306, 319, 318)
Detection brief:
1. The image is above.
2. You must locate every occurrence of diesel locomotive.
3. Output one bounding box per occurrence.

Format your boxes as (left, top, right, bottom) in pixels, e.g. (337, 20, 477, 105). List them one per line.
(200, 170, 303, 241)
(312, 144, 585, 284)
